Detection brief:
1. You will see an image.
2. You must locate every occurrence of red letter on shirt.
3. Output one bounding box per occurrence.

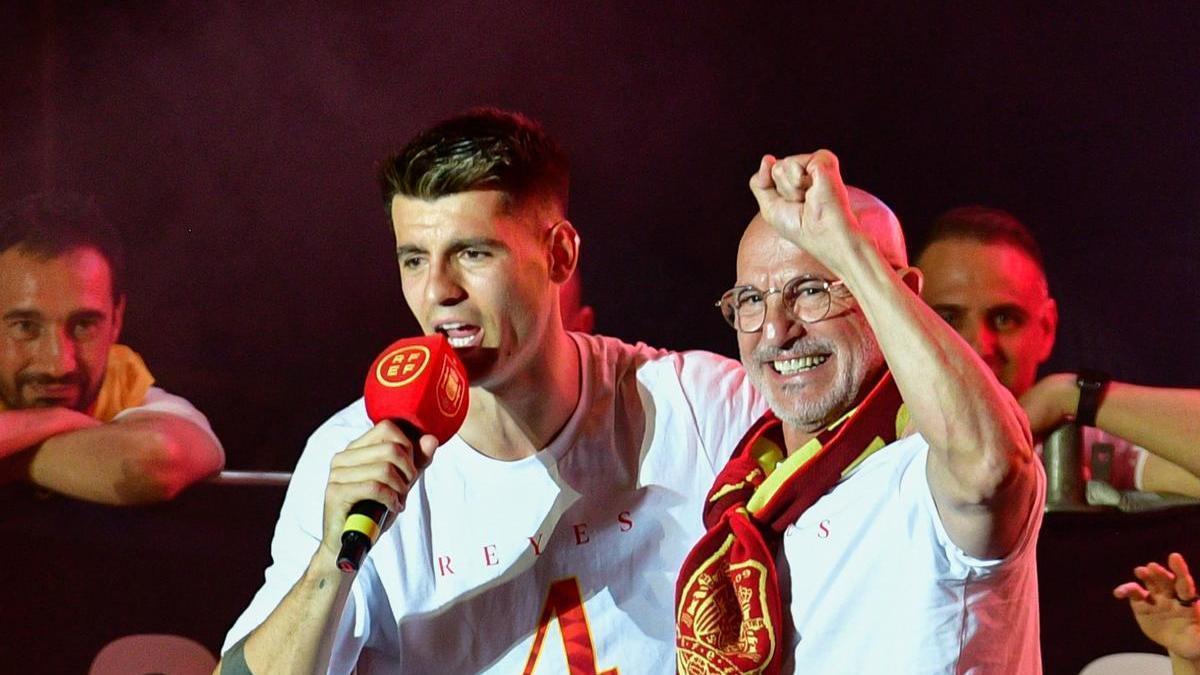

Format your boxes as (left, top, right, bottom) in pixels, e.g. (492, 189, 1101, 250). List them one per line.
(521, 577, 616, 675)
(617, 511, 633, 532)
(483, 544, 500, 566)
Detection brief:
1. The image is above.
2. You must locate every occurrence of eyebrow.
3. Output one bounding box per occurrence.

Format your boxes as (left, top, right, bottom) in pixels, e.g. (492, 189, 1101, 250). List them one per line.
(395, 237, 509, 257)
(987, 303, 1029, 316)
(68, 309, 108, 322)
(2, 309, 108, 322)
(929, 303, 965, 316)
(733, 274, 836, 289)
(2, 309, 42, 321)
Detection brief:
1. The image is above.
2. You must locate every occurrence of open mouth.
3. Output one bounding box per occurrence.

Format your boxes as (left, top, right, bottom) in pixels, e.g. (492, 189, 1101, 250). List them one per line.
(435, 321, 484, 349)
(770, 353, 830, 375)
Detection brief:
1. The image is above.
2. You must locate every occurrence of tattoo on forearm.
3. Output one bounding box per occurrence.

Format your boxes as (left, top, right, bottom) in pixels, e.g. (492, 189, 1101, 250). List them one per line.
(221, 634, 254, 675)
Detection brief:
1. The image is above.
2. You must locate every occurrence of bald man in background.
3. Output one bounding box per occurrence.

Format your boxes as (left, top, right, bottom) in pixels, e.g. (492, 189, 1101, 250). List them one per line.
(916, 206, 1200, 498)
(677, 153, 1043, 674)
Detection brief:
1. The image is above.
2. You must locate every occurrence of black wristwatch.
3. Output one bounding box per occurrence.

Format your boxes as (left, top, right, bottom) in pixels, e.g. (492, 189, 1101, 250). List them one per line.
(1075, 369, 1110, 428)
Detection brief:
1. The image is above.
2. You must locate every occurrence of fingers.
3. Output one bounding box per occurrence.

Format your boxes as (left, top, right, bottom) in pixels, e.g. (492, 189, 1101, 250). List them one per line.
(1137, 562, 1179, 599)
(804, 150, 852, 213)
(329, 458, 412, 510)
(344, 419, 412, 451)
(1170, 553, 1198, 602)
(769, 156, 813, 202)
(1113, 581, 1151, 602)
(750, 149, 843, 205)
(329, 421, 436, 515)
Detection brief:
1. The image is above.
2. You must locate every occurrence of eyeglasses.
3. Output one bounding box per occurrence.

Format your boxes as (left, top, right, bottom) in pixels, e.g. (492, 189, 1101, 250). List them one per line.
(715, 276, 848, 333)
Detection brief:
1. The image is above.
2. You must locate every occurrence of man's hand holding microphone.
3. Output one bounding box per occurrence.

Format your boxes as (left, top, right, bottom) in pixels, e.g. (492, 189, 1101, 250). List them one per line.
(321, 335, 469, 574)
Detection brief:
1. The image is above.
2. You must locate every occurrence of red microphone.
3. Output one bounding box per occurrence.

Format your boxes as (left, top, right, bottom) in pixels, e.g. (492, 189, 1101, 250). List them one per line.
(337, 335, 469, 573)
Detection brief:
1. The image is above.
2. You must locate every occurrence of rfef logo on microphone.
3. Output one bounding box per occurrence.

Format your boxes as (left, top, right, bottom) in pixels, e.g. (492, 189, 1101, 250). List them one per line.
(375, 345, 431, 388)
(437, 359, 466, 417)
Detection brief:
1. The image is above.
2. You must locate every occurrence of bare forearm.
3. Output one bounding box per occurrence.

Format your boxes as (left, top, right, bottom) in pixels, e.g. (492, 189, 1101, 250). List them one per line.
(840, 237, 1031, 497)
(840, 242, 1036, 557)
(0, 408, 97, 461)
(231, 551, 353, 674)
(1095, 383, 1200, 477)
(27, 413, 223, 504)
(1028, 376, 1200, 483)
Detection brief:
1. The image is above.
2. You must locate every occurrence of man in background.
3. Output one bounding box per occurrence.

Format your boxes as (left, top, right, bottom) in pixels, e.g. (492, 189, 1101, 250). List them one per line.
(916, 206, 1200, 497)
(559, 268, 595, 333)
(0, 193, 224, 504)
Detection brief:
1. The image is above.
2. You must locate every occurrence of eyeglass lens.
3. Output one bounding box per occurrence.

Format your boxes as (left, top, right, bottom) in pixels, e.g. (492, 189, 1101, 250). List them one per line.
(721, 278, 835, 331)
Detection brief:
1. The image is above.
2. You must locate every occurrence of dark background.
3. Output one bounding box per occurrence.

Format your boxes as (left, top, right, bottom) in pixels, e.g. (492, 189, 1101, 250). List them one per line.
(3, 2, 1197, 470)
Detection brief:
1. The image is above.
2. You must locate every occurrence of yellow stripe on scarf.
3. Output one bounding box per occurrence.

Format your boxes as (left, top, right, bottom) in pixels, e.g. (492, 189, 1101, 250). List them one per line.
(745, 402, 911, 516)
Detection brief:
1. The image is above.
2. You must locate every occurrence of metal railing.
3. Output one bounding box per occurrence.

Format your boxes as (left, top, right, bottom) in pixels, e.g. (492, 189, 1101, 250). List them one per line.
(205, 469, 292, 487)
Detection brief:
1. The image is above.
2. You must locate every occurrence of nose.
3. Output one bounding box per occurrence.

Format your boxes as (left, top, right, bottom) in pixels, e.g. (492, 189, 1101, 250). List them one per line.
(425, 259, 467, 307)
(961, 320, 998, 361)
(33, 327, 78, 376)
(759, 294, 806, 343)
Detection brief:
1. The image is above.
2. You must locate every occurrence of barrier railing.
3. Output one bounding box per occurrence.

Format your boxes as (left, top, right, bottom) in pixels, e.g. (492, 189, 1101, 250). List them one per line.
(3, 466, 1197, 673)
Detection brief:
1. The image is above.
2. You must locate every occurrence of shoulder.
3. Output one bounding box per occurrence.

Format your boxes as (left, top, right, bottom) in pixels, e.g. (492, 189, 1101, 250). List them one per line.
(572, 332, 748, 391)
(264, 397, 367, 477)
(114, 386, 220, 444)
(119, 386, 202, 419)
(304, 398, 372, 457)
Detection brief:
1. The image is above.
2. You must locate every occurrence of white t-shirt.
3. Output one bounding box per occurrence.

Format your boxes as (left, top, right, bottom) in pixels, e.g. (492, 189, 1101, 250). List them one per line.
(224, 333, 764, 674)
(114, 386, 221, 447)
(778, 433, 1045, 674)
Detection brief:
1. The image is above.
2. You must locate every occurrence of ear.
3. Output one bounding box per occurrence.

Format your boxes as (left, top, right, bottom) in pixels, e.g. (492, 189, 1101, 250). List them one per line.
(897, 266, 924, 295)
(111, 294, 126, 341)
(1037, 297, 1058, 362)
(546, 220, 579, 284)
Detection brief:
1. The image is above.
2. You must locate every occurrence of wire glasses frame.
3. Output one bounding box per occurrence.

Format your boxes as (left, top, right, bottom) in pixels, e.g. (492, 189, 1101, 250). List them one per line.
(715, 276, 848, 333)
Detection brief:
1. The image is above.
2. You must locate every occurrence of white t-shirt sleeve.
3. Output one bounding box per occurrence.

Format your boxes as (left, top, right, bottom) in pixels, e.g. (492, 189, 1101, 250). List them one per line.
(113, 386, 222, 447)
(672, 350, 767, 470)
(906, 436, 1046, 574)
(222, 402, 372, 672)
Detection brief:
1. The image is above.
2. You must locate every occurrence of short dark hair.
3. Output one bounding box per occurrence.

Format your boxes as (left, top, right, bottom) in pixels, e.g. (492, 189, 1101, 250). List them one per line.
(0, 193, 126, 301)
(919, 205, 1045, 272)
(378, 108, 569, 217)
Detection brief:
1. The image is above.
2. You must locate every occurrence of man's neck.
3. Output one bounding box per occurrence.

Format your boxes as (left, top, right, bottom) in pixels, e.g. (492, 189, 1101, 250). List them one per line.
(457, 328, 581, 462)
(782, 423, 819, 455)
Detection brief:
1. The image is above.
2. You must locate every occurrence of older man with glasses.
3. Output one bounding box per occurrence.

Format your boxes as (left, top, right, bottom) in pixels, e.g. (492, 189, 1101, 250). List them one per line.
(675, 151, 1045, 674)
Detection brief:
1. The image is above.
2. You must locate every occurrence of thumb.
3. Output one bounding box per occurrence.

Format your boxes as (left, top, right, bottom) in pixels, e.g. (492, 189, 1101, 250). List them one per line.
(414, 434, 440, 471)
(749, 155, 778, 208)
(805, 151, 848, 207)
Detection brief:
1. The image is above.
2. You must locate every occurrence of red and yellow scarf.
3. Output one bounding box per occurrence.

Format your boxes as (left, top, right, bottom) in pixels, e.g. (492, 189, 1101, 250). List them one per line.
(676, 372, 906, 674)
(0, 344, 154, 422)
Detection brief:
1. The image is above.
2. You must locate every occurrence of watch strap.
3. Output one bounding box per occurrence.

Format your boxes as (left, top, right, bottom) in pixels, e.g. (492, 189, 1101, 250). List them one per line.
(1075, 369, 1110, 428)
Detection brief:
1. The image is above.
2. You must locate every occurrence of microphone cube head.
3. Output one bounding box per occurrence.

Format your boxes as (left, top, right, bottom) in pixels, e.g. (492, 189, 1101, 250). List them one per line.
(363, 334, 469, 444)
